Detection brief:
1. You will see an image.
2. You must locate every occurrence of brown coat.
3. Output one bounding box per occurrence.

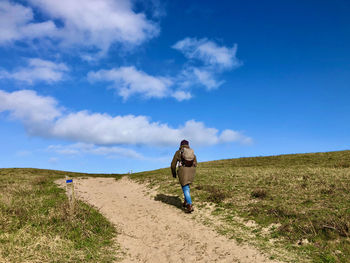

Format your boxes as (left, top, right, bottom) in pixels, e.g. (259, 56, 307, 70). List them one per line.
(171, 145, 197, 186)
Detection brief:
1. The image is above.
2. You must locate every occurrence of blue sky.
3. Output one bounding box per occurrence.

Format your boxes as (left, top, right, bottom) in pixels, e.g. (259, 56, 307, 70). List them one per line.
(0, 0, 349, 173)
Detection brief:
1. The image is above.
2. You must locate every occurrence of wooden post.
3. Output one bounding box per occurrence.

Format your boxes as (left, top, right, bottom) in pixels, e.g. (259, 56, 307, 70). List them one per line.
(65, 175, 75, 215)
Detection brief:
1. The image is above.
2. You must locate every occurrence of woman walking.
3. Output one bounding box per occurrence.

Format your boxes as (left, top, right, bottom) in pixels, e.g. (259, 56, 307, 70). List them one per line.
(171, 140, 197, 213)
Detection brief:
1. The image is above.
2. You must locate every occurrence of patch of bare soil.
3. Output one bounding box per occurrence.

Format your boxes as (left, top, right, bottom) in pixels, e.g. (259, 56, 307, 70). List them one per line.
(60, 177, 281, 263)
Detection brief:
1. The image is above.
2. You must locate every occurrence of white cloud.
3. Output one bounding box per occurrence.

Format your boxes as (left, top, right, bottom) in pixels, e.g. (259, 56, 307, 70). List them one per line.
(172, 37, 241, 69)
(0, 89, 62, 136)
(0, 0, 160, 54)
(172, 37, 242, 92)
(88, 66, 173, 100)
(48, 143, 144, 159)
(219, 130, 253, 145)
(48, 145, 80, 155)
(0, 89, 61, 123)
(0, 1, 57, 44)
(50, 111, 239, 146)
(30, 0, 159, 51)
(176, 67, 223, 91)
(192, 68, 224, 90)
(0, 58, 68, 84)
(0, 89, 252, 147)
(88, 66, 193, 102)
(87, 42, 239, 99)
(171, 90, 192, 101)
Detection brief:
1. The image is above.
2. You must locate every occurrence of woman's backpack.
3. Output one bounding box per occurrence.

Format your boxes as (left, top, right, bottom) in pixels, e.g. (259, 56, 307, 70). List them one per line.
(181, 147, 195, 167)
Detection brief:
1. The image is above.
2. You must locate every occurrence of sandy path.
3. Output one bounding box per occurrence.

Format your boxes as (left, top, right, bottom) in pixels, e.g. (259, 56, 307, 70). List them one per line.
(66, 177, 280, 263)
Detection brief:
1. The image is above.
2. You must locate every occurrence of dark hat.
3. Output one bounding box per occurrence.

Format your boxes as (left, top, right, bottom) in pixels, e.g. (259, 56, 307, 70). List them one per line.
(180, 140, 189, 146)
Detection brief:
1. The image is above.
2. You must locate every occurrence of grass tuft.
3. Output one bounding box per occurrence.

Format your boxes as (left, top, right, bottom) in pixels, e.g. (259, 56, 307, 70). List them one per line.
(251, 188, 268, 199)
(195, 184, 228, 203)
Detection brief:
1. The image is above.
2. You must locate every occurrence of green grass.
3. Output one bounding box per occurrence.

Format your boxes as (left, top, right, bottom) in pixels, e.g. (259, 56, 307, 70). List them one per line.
(2, 151, 350, 262)
(129, 150, 350, 263)
(0, 168, 122, 263)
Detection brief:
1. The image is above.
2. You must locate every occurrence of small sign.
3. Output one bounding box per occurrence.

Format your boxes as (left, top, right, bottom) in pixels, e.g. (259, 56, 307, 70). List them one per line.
(66, 179, 73, 183)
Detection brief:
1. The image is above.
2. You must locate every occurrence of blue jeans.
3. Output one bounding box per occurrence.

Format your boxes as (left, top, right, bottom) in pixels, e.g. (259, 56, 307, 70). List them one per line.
(182, 184, 192, 205)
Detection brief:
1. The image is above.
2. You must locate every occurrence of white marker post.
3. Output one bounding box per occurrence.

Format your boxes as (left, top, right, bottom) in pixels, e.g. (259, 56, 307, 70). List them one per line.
(65, 175, 75, 215)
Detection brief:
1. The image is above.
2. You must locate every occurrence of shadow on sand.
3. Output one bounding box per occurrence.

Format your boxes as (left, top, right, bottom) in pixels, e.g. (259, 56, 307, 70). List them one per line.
(154, 194, 183, 210)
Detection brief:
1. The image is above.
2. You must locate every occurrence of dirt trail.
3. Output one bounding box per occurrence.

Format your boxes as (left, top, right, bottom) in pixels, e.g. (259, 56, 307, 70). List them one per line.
(63, 177, 280, 263)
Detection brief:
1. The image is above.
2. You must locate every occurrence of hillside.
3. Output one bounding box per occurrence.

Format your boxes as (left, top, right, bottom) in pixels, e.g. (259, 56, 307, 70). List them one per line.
(130, 150, 350, 262)
(1, 150, 349, 262)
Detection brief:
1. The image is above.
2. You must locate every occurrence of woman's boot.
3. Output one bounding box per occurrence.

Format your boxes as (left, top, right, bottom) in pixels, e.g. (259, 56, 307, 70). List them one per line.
(185, 204, 194, 213)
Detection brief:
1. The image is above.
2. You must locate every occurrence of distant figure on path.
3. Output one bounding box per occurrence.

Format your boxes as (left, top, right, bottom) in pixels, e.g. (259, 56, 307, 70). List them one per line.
(171, 140, 197, 213)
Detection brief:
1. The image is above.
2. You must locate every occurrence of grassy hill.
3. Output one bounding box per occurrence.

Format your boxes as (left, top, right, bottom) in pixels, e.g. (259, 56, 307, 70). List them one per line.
(130, 150, 350, 263)
(0, 168, 121, 263)
(1, 150, 349, 262)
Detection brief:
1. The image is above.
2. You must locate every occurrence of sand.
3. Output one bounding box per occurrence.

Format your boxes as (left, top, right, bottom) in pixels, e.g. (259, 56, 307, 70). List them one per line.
(60, 177, 281, 263)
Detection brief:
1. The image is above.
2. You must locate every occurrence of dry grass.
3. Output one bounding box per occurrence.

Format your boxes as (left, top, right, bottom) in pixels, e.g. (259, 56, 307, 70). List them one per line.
(130, 150, 350, 263)
(0, 168, 122, 263)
